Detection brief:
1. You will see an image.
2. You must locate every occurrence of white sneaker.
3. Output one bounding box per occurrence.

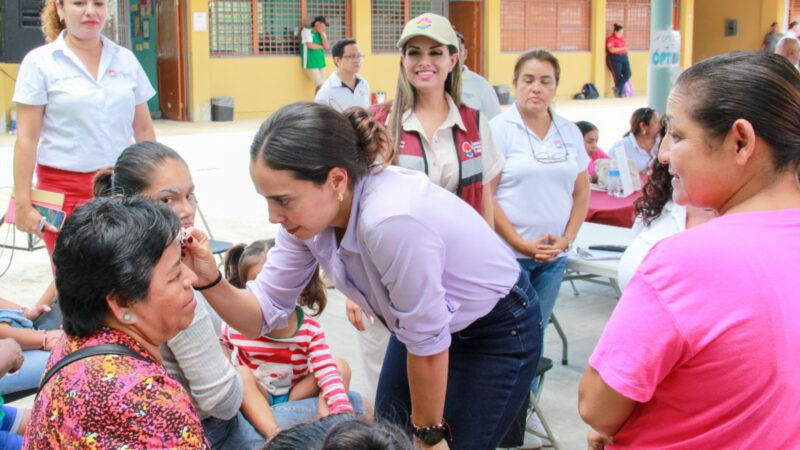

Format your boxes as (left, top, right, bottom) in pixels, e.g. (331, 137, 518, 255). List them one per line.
(515, 431, 543, 449)
(525, 413, 548, 438)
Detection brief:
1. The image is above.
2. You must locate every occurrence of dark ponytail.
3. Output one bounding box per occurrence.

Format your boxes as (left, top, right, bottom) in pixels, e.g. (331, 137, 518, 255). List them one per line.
(223, 243, 247, 288)
(298, 266, 327, 317)
(250, 102, 394, 186)
(92, 167, 115, 197)
(624, 107, 656, 137)
(91, 141, 187, 197)
(227, 238, 328, 315)
(342, 106, 395, 168)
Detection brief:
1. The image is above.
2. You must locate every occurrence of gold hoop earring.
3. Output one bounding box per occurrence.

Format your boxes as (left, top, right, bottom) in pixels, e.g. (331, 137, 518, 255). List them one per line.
(337, 192, 344, 203)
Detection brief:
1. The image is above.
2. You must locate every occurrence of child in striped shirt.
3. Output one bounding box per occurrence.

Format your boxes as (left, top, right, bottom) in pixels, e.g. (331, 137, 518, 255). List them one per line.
(222, 240, 353, 441)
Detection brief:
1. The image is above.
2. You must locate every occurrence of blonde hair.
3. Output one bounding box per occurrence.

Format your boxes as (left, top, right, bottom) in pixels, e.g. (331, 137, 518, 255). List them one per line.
(41, 0, 65, 43)
(390, 45, 463, 150)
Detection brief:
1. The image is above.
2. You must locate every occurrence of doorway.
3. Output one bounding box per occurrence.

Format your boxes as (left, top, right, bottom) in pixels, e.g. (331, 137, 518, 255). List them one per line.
(449, 0, 484, 75)
(156, 0, 187, 120)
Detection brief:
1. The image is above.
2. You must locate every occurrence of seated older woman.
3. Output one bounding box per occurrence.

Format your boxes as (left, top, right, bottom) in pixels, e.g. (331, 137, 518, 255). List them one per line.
(24, 196, 209, 449)
(92, 141, 367, 448)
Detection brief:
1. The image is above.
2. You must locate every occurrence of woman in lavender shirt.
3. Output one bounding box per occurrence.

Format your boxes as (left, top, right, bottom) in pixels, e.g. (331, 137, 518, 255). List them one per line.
(183, 103, 540, 450)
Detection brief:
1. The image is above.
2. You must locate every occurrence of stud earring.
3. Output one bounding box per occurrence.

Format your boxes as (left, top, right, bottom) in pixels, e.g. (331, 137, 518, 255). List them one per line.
(122, 312, 132, 322)
(337, 192, 344, 203)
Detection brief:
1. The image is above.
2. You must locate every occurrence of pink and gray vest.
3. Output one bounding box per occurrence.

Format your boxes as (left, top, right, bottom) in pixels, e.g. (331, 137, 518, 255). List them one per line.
(370, 104, 484, 213)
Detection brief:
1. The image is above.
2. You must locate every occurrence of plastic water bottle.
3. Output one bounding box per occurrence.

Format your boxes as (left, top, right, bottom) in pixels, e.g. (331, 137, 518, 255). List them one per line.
(607, 161, 623, 197)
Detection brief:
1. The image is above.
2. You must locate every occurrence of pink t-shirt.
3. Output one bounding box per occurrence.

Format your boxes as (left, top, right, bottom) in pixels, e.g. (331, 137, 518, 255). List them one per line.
(589, 208, 800, 449)
(588, 148, 610, 176)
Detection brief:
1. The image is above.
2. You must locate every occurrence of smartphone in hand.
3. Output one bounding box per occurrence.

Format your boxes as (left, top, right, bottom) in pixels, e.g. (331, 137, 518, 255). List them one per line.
(32, 205, 67, 231)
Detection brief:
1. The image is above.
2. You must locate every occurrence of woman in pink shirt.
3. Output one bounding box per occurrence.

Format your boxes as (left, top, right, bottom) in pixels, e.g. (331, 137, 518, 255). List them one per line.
(579, 51, 800, 448)
(575, 121, 609, 183)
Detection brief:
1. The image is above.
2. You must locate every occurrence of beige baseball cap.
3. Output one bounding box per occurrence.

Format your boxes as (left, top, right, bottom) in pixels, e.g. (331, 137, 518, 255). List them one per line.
(396, 13, 458, 50)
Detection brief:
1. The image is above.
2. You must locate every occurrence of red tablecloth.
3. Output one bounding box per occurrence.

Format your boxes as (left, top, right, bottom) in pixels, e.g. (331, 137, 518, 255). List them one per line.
(586, 190, 642, 228)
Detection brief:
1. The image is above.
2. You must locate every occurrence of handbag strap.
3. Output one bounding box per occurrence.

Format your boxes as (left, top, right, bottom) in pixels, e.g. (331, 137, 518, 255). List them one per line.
(38, 343, 149, 398)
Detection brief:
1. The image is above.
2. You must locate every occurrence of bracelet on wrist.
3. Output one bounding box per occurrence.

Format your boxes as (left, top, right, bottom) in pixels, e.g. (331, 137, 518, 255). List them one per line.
(562, 235, 574, 251)
(194, 270, 223, 291)
(40, 330, 48, 350)
(410, 419, 451, 446)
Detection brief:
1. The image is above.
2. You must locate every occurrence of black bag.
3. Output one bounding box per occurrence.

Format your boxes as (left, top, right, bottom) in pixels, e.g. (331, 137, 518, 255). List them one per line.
(581, 82, 600, 99)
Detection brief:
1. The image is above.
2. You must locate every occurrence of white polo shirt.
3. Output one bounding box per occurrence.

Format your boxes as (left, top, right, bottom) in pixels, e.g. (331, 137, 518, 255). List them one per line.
(460, 66, 502, 120)
(490, 104, 590, 256)
(401, 94, 504, 192)
(314, 72, 370, 112)
(13, 31, 155, 173)
(609, 133, 660, 173)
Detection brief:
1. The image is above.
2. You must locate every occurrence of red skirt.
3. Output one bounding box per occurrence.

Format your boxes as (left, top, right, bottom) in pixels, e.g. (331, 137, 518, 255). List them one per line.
(35, 165, 96, 257)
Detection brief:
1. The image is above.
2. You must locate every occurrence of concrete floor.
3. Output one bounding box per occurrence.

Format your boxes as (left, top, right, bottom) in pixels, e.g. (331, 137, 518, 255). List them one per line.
(0, 96, 647, 449)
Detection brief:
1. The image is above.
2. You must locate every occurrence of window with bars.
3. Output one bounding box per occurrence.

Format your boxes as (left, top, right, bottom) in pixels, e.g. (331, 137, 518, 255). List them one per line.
(209, 0, 351, 57)
(606, 0, 650, 51)
(371, 0, 447, 54)
(500, 0, 591, 52)
(789, 0, 800, 27)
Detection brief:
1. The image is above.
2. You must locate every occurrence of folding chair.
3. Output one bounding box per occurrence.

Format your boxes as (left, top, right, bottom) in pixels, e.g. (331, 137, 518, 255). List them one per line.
(550, 313, 568, 365)
(528, 357, 561, 450)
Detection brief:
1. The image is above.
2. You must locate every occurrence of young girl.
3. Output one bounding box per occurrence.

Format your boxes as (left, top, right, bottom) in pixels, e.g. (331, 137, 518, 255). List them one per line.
(576, 121, 610, 184)
(222, 240, 353, 440)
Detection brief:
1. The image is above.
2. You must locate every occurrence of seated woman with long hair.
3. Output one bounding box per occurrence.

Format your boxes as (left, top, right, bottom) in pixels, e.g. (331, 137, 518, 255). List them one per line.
(24, 196, 208, 448)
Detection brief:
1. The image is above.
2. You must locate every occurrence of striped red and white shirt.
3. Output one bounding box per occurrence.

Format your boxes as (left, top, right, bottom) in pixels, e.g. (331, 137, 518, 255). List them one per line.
(220, 307, 353, 415)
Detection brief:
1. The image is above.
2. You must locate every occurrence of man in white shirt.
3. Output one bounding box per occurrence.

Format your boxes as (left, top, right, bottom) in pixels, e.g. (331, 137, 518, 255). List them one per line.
(314, 39, 370, 112)
(456, 32, 502, 120)
(775, 36, 800, 68)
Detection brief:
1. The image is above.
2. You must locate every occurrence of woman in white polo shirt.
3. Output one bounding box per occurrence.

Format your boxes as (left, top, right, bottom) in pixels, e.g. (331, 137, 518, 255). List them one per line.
(491, 48, 590, 366)
(609, 107, 662, 173)
(490, 50, 589, 446)
(12, 0, 155, 256)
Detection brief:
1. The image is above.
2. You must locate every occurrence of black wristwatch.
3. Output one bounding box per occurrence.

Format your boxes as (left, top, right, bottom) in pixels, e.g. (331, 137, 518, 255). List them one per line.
(411, 421, 450, 446)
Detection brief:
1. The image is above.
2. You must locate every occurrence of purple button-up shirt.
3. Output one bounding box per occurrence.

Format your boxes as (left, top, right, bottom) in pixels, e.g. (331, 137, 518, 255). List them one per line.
(247, 166, 520, 356)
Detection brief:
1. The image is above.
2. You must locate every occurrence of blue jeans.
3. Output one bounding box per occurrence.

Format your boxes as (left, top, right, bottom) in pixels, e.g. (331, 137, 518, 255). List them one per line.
(375, 271, 541, 450)
(33, 300, 62, 331)
(0, 350, 49, 395)
(608, 53, 631, 95)
(517, 256, 567, 333)
(201, 392, 367, 450)
(0, 405, 23, 450)
(272, 392, 367, 430)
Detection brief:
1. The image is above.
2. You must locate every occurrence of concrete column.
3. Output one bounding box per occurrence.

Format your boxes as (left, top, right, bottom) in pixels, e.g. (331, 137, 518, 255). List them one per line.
(591, 0, 608, 94)
(679, 0, 694, 68)
(647, 0, 678, 115)
(186, 0, 212, 122)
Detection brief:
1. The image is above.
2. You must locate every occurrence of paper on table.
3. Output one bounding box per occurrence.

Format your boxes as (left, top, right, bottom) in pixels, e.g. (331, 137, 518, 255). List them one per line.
(573, 247, 624, 261)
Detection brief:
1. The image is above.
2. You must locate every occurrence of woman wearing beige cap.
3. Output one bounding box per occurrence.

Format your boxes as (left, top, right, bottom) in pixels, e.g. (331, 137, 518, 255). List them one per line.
(386, 13, 504, 225)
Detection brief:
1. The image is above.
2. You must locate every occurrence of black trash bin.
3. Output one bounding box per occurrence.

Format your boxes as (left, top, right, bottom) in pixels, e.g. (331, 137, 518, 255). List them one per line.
(211, 96, 234, 122)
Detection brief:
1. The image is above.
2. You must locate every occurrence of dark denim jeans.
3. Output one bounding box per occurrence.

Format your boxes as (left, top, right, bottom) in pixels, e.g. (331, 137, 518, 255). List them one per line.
(609, 53, 632, 95)
(375, 271, 542, 450)
(517, 256, 568, 331)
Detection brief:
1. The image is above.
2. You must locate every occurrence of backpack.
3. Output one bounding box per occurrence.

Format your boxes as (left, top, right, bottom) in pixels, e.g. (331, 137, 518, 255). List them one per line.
(581, 83, 600, 99)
